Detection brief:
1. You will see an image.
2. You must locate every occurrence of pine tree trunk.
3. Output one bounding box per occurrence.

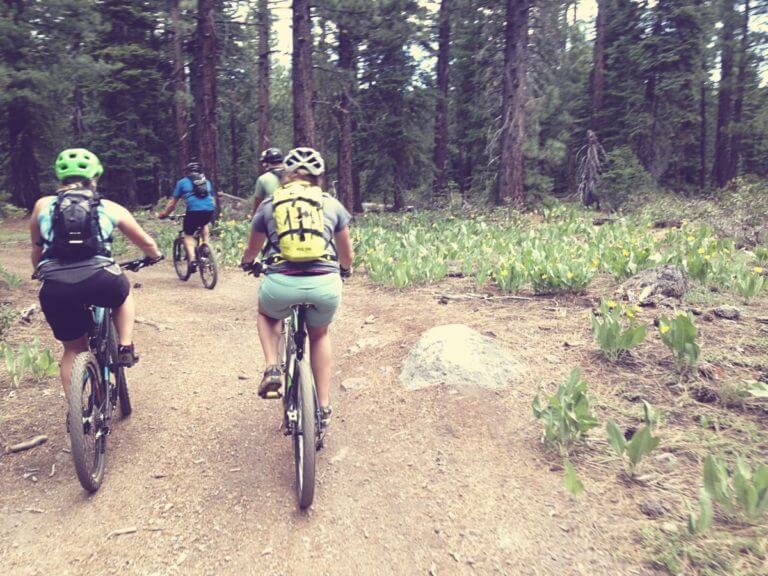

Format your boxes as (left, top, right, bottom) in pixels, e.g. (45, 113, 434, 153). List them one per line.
(72, 85, 85, 138)
(497, 0, 529, 206)
(432, 0, 451, 202)
(230, 106, 239, 196)
(700, 75, 707, 191)
(257, 0, 270, 162)
(590, 0, 606, 129)
(336, 23, 355, 211)
(713, 0, 736, 188)
(7, 97, 40, 210)
(170, 0, 190, 178)
(195, 0, 219, 209)
(292, 0, 316, 147)
(729, 0, 749, 181)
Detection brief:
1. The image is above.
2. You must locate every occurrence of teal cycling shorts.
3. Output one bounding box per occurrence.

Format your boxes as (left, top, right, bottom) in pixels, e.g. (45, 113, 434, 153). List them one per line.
(259, 272, 342, 327)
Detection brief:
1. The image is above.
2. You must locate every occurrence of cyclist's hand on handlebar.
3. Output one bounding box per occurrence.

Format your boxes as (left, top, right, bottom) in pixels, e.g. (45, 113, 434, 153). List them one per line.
(147, 253, 165, 265)
(156, 212, 167, 220)
(340, 266, 352, 280)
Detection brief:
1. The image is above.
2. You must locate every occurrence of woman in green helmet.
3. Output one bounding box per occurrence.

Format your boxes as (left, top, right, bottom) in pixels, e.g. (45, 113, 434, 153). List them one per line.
(29, 148, 162, 400)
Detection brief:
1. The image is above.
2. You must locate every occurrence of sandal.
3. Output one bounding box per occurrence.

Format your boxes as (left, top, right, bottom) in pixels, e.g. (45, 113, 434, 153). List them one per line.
(258, 365, 282, 398)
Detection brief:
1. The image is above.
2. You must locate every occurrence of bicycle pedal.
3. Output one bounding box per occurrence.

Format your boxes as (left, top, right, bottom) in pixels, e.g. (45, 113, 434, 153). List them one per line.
(262, 390, 282, 400)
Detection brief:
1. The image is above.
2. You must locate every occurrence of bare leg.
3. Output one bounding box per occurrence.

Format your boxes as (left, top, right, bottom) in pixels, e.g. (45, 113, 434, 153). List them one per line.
(183, 234, 197, 263)
(112, 289, 135, 347)
(307, 325, 332, 408)
(200, 224, 210, 245)
(60, 335, 89, 398)
(257, 308, 282, 366)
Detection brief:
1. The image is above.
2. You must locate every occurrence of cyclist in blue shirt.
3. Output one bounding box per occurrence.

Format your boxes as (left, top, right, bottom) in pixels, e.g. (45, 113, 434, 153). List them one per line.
(158, 162, 216, 268)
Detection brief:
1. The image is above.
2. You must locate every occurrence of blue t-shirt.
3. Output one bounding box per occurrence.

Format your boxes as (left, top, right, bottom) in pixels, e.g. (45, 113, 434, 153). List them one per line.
(172, 177, 215, 212)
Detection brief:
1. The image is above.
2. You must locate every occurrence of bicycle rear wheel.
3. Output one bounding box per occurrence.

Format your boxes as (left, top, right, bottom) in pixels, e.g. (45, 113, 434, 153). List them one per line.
(68, 353, 106, 493)
(294, 358, 317, 510)
(107, 321, 131, 417)
(173, 236, 191, 281)
(198, 243, 218, 289)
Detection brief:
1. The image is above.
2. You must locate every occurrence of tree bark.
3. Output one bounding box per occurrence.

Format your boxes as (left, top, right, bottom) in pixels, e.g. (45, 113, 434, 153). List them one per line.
(699, 68, 708, 192)
(432, 0, 451, 202)
(497, 0, 529, 206)
(590, 0, 606, 129)
(712, 0, 736, 188)
(72, 85, 85, 139)
(292, 0, 316, 147)
(257, 0, 270, 162)
(336, 22, 355, 211)
(7, 96, 40, 210)
(729, 0, 750, 180)
(194, 0, 219, 205)
(170, 0, 190, 178)
(230, 106, 239, 196)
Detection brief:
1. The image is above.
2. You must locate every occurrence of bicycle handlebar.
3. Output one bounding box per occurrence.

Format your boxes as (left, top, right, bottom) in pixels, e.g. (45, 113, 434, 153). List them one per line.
(120, 255, 165, 272)
(241, 260, 352, 281)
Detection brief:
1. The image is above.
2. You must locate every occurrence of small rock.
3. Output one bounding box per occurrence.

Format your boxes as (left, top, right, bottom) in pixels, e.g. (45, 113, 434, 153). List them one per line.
(639, 499, 667, 518)
(341, 378, 368, 392)
(714, 305, 741, 320)
(261, 547, 273, 557)
(545, 355, 560, 364)
(237, 374, 251, 380)
(363, 315, 376, 325)
(660, 522, 678, 535)
(133, 282, 142, 289)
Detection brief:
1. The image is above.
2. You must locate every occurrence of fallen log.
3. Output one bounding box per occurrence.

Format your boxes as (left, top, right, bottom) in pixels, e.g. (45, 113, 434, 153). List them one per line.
(653, 219, 683, 229)
(436, 292, 534, 304)
(5, 435, 48, 454)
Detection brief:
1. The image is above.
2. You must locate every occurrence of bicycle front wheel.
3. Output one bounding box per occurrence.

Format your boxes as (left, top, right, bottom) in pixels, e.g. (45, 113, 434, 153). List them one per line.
(107, 321, 131, 417)
(173, 236, 191, 281)
(294, 358, 317, 510)
(68, 352, 106, 493)
(198, 243, 218, 290)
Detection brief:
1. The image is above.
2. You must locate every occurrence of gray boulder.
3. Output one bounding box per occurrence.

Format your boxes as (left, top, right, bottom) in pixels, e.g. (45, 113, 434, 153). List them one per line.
(399, 324, 526, 391)
(616, 264, 689, 306)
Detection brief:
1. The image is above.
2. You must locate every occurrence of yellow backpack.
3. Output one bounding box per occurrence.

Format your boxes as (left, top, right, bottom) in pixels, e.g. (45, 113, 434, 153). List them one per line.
(272, 181, 327, 262)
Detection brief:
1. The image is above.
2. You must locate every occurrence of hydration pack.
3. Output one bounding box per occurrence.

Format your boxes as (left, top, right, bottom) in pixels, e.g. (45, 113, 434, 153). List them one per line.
(190, 173, 209, 199)
(272, 181, 327, 262)
(49, 188, 106, 261)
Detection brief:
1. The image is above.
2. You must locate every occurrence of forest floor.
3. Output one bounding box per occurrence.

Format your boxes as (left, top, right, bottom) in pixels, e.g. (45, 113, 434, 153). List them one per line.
(1, 216, 767, 576)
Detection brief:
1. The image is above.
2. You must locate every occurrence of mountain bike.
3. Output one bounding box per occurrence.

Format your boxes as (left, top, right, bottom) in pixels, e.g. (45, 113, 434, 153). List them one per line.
(168, 215, 218, 289)
(65, 256, 161, 492)
(245, 262, 323, 510)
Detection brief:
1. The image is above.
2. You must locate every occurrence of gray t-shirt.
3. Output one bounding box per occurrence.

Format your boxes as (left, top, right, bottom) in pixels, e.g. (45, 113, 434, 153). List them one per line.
(253, 169, 283, 199)
(252, 189, 352, 275)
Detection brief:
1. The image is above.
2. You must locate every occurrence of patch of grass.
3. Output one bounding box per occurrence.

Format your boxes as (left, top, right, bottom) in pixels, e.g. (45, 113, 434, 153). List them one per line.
(0, 303, 18, 341)
(643, 524, 766, 576)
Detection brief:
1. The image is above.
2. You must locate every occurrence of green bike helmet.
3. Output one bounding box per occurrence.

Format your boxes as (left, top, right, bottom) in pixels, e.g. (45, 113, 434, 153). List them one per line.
(54, 148, 104, 181)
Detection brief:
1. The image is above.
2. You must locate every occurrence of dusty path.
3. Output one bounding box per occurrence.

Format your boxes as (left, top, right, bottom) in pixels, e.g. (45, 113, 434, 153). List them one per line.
(0, 235, 654, 576)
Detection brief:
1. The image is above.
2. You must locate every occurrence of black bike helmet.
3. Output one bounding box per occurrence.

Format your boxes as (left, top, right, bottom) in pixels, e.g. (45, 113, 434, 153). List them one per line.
(186, 161, 202, 173)
(260, 148, 283, 164)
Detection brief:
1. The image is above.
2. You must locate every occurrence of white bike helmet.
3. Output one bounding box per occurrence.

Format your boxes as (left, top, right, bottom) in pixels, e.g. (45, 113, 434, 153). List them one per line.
(284, 147, 325, 176)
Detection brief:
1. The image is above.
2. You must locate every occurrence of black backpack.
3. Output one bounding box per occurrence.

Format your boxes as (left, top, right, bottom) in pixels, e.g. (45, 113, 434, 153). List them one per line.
(49, 189, 107, 261)
(189, 172, 209, 199)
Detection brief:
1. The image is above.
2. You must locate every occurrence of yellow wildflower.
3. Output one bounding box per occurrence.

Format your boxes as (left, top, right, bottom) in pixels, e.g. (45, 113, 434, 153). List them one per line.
(626, 310, 635, 319)
(606, 300, 617, 309)
(698, 247, 706, 255)
(660, 325, 670, 334)
(567, 272, 574, 280)
(622, 249, 631, 257)
(687, 236, 696, 243)
(755, 266, 764, 274)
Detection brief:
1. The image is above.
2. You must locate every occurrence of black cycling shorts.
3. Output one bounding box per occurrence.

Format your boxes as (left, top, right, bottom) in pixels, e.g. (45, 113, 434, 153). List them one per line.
(39, 266, 130, 342)
(183, 211, 214, 235)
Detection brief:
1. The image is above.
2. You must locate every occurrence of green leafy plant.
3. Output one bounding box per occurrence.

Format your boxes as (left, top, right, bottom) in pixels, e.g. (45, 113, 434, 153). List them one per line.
(1, 340, 58, 386)
(532, 368, 599, 454)
(0, 304, 18, 341)
(0, 264, 22, 289)
(606, 401, 661, 477)
(733, 266, 765, 302)
(659, 311, 700, 370)
(687, 490, 714, 535)
(563, 457, 584, 496)
(703, 455, 768, 522)
(590, 300, 647, 360)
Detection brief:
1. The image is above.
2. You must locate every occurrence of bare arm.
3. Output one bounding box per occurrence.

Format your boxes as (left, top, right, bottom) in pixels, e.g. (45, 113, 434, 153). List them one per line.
(29, 199, 46, 270)
(157, 197, 179, 219)
(112, 204, 161, 258)
(335, 227, 354, 270)
(241, 230, 266, 265)
(251, 196, 264, 219)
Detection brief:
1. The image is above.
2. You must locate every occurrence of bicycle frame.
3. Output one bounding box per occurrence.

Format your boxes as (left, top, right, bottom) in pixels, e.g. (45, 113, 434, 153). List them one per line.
(283, 306, 308, 426)
(89, 306, 115, 437)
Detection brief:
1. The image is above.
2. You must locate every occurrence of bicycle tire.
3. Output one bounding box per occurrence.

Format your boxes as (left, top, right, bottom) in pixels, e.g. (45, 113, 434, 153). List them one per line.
(173, 236, 191, 281)
(107, 321, 132, 417)
(198, 243, 218, 290)
(294, 357, 317, 510)
(68, 352, 106, 493)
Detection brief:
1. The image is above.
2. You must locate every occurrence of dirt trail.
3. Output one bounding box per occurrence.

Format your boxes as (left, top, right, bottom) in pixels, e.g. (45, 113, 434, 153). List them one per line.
(0, 237, 653, 576)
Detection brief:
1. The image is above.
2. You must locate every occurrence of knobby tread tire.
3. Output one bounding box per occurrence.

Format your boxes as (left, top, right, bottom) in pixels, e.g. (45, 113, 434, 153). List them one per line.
(295, 358, 317, 510)
(68, 352, 105, 493)
(108, 321, 131, 417)
(198, 243, 218, 290)
(173, 237, 191, 281)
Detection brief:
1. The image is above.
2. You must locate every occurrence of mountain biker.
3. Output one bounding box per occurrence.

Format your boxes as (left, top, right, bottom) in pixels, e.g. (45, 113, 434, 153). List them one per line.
(29, 148, 162, 398)
(250, 148, 284, 218)
(157, 161, 215, 270)
(240, 147, 353, 429)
